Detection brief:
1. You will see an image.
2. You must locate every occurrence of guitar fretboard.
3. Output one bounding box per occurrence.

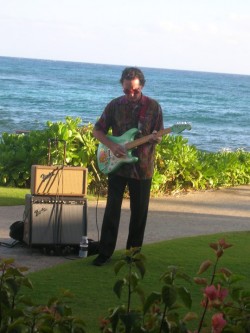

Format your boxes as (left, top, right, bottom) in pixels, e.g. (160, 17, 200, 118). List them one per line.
(125, 127, 172, 150)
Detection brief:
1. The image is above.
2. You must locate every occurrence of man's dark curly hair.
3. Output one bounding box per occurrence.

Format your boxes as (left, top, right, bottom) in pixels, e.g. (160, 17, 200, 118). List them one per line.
(120, 67, 146, 86)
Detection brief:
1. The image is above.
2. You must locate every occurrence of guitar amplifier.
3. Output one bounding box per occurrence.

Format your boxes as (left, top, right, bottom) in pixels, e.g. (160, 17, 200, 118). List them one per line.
(30, 165, 88, 196)
(23, 194, 88, 246)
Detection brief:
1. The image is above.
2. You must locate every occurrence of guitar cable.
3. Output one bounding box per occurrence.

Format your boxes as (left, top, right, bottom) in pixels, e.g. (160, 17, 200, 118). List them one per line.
(90, 160, 101, 243)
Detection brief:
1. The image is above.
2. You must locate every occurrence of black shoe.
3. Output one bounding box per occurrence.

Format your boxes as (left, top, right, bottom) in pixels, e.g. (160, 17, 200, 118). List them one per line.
(92, 254, 111, 266)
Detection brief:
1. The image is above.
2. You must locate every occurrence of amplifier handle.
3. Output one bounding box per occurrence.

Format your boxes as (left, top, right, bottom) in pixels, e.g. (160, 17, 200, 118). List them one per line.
(48, 138, 67, 165)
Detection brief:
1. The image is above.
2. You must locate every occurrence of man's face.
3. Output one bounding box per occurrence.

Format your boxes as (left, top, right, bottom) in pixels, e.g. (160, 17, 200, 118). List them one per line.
(122, 78, 142, 102)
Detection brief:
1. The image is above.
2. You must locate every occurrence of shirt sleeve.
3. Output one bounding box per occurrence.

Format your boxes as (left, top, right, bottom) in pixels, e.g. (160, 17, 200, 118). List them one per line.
(154, 103, 164, 132)
(94, 101, 113, 134)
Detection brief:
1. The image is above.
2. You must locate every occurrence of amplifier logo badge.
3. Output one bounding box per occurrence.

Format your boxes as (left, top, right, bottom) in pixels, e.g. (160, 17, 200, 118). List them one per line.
(34, 207, 47, 216)
(40, 171, 55, 181)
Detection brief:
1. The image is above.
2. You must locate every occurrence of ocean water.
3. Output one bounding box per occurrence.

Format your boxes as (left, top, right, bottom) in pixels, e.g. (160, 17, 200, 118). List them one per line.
(0, 56, 249, 152)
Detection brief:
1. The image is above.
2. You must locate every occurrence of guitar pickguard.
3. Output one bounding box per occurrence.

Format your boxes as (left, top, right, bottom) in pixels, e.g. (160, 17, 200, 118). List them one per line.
(97, 128, 139, 174)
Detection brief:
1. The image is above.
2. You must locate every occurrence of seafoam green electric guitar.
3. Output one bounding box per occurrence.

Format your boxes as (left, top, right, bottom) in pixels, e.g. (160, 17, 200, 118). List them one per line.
(97, 122, 192, 175)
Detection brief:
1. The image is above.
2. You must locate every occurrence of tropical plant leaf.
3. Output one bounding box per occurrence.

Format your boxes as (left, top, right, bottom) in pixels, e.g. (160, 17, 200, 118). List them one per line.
(113, 279, 125, 299)
(162, 285, 177, 307)
(177, 286, 192, 309)
(135, 260, 146, 279)
(143, 291, 161, 314)
(114, 260, 127, 275)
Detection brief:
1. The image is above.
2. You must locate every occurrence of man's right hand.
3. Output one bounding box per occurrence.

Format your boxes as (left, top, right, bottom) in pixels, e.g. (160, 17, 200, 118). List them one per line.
(110, 142, 126, 158)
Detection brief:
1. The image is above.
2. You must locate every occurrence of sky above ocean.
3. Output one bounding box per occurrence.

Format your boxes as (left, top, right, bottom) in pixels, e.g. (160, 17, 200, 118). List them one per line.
(0, 0, 250, 75)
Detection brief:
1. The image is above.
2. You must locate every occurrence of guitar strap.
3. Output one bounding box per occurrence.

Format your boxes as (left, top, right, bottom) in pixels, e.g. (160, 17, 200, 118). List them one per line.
(138, 96, 150, 131)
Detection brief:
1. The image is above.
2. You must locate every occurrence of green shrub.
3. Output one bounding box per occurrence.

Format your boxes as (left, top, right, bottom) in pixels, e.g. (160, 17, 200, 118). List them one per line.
(0, 117, 249, 195)
(0, 258, 86, 332)
(100, 242, 250, 333)
(0, 117, 103, 193)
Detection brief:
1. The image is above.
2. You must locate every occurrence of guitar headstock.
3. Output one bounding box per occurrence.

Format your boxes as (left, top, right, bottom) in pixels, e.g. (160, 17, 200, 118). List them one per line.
(171, 122, 192, 134)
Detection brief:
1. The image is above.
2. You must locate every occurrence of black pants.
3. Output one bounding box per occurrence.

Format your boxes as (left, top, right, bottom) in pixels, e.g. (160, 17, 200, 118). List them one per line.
(99, 175, 152, 257)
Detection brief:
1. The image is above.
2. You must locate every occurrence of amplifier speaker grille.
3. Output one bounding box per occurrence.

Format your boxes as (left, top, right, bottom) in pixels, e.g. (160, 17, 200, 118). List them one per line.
(23, 194, 87, 246)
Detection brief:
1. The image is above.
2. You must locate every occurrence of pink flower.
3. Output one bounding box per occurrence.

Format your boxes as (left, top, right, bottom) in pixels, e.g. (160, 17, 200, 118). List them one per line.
(217, 285, 228, 301)
(212, 313, 226, 333)
(204, 284, 228, 302)
(209, 239, 233, 257)
(204, 285, 218, 300)
(218, 239, 232, 250)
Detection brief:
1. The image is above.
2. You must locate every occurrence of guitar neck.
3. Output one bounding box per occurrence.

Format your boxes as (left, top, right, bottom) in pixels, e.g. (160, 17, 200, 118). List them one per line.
(125, 127, 172, 150)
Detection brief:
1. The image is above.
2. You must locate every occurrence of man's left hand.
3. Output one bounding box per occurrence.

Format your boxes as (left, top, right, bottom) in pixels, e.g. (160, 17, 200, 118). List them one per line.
(149, 130, 162, 144)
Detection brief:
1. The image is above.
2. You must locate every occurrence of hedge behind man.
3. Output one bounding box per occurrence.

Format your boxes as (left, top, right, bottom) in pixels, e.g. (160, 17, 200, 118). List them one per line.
(92, 67, 164, 266)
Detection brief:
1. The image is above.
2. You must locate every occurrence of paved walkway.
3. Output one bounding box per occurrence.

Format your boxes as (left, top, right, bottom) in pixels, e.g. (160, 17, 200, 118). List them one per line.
(0, 185, 249, 272)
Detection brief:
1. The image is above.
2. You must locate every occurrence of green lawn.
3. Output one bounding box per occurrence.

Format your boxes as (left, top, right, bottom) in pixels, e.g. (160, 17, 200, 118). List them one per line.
(21, 232, 250, 333)
(0, 186, 99, 206)
(1, 187, 249, 331)
(0, 187, 30, 205)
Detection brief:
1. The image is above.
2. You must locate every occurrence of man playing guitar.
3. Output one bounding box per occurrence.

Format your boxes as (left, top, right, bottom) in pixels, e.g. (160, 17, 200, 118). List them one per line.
(92, 67, 164, 266)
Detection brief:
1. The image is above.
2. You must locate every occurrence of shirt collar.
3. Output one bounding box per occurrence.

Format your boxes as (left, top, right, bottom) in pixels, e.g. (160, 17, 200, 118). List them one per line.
(118, 94, 147, 105)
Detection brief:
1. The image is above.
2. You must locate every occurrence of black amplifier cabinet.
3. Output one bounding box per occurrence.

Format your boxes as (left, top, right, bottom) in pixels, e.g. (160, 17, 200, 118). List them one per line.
(23, 194, 87, 246)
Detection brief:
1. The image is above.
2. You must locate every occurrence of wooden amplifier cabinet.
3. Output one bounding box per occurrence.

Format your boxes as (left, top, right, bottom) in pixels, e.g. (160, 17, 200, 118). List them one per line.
(23, 194, 88, 246)
(31, 165, 88, 196)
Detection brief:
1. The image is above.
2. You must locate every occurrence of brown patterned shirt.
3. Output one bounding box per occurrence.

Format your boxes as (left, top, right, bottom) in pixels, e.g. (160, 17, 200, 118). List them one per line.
(94, 94, 164, 179)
